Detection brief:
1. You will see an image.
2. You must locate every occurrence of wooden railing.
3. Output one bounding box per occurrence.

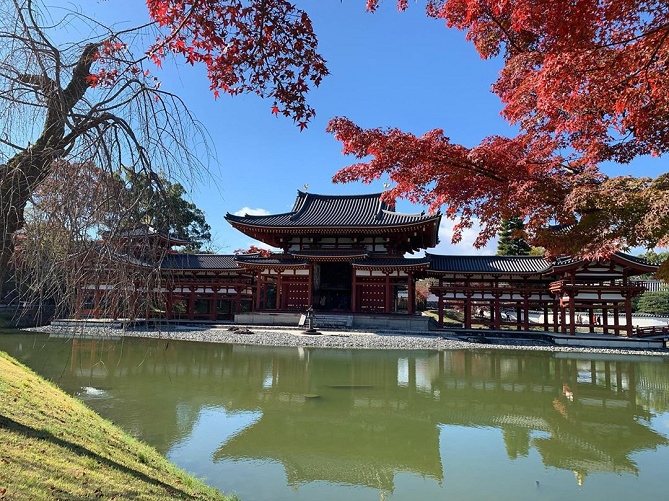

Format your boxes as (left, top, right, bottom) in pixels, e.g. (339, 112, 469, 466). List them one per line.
(549, 280, 647, 295)
(634, 325, 669, 337)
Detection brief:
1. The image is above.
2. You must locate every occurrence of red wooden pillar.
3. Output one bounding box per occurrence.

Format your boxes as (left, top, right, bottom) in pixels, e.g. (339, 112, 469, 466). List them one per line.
(438, 292, 444, 328)
(438, 277, 444, 328)
(351, 267, 357, 313)
(188, 288, 195, 320)
(569, 296, 576, 336)
(560, 302, 567, 334)
(93, 288, 100, 318)
(523, 295, 530, 331)
(543, 305, 549, 331)
(235, 288, 242, 314)
(464, 294, 472, 329)
(255, 272, 263, 310)
(602, 304, 609, 334)
(614, 304, 620, 335)
(75, 288, 82, 319)
(211, 288, 218, 321)
(166, 291, 173, 320)
(407, 271, 414, 315)
(385, 272, 392, 313)
(491, 293, 502, 330)
(130, 291, 138, 320)
(625, 296, 633, 337)
(487, 299, 493, 329)
(275, 271, 282, 310)
(552, 301, 559, 332)
(588, 307, 595, 333)
(308, 264, 314, 308)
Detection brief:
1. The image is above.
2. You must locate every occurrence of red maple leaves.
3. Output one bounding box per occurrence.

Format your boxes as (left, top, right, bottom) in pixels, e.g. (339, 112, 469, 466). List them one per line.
(85, 1, 666, 259)
(146, 0, 328, 128)
(329, 0, 669, 259)
(234, 245, 272, 257)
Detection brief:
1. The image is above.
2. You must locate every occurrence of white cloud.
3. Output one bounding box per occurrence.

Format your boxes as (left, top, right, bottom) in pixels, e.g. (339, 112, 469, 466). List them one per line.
(429, 218, 499, 256)
(233, 207, 270, 216)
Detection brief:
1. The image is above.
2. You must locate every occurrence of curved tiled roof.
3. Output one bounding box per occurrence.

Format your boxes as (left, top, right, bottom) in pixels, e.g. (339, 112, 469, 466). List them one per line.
(106, 225, 190, 245)
(225, 191, 440, 228)
(353, 257, 430, 269)
(426, 253, 552, 274)
(612, 252, 658, 267)
(551, 252, 659, 271)
(234, 254, 309, 268)
(160, 254, 240, 270)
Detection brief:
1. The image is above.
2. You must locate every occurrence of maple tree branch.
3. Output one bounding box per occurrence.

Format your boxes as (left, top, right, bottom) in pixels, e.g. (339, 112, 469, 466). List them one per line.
(484, 11, 525, 55)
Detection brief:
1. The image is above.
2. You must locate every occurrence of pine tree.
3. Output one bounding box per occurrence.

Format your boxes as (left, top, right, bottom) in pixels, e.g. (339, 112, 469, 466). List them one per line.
(497, 218, 531, 256)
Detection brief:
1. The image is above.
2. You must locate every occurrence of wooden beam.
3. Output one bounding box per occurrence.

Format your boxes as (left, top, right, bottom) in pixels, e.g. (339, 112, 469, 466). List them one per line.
(625, 296, 633, 337)
(385, 272, 392, 313)
(351, 267, 357, 313)
(569, 296, 575, 336)
(464, 294, 472, 329)
(438, 289, 444, 329)
(407, 270, 414, 315)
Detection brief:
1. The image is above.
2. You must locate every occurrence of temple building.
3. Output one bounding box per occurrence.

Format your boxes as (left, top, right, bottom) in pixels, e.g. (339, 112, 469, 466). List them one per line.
(78, 191, 659, 337)
(225, 191, 440, 318)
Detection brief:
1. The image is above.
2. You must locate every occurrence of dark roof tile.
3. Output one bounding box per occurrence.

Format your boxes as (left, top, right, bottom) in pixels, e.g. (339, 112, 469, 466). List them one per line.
(106, 225, 190, 245)
(234, 254, 309, 267)
(426, 254, 552, 274)
(353, 257, 430, 268)
(225, 191, 439, 229)
(160, 254, 240, 270)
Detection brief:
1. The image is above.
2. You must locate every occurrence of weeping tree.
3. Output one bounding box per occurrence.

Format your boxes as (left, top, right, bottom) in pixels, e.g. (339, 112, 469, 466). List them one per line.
(0, 1, 203, 303)
(0, 0, 327, 310)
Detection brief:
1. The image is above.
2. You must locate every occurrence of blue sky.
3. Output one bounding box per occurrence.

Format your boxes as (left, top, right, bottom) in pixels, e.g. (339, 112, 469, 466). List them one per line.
(56, 1, 666, 255)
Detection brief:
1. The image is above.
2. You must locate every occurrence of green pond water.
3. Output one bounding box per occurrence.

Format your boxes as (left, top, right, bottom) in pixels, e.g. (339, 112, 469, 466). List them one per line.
(2, 331, 669, 500)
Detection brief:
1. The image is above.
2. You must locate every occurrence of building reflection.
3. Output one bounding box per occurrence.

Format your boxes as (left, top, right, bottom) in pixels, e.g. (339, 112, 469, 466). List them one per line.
(43, 337, 669, 490)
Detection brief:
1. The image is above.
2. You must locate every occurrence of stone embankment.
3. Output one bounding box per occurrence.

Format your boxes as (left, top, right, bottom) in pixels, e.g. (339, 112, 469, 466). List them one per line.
(30, 323, 669, 357)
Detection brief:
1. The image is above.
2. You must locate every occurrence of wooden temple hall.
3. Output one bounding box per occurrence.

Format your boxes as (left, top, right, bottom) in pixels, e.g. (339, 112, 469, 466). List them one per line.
(81, 191, 658, 336)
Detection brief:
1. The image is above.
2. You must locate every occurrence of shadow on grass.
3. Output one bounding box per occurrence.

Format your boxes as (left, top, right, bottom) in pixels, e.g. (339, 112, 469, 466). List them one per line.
(0, 414, 196, 499)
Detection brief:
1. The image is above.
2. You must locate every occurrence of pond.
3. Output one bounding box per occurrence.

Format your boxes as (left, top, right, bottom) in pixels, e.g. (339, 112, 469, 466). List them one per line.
(2, 330, 669, 500)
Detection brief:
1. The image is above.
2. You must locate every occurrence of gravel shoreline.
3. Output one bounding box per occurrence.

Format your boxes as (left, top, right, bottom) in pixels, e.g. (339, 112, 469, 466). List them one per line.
(28, 323, 669, 357)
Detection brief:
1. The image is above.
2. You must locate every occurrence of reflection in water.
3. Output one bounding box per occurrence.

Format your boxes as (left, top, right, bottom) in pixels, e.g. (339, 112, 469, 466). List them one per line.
(2, 333, 669, 499)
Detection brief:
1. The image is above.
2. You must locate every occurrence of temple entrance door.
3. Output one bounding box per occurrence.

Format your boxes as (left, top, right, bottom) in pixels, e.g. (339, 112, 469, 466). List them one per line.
(314, 262, 352, 311)
(216, 299, 232, 321)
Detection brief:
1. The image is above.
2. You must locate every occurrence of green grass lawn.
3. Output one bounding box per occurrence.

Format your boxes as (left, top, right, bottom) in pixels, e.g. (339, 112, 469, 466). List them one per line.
(422, 309, 464, 326)
(0, 350, 237, 500)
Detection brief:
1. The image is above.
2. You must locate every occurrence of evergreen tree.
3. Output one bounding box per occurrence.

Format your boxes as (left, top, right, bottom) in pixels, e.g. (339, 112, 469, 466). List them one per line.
(497, 218, 531, 256)
(636, 292, 669, 316)
(113, 168, 212, 252)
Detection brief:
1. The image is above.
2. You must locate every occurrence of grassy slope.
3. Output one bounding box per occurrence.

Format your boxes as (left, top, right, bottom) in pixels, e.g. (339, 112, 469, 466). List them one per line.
(0, 351, 237, 500)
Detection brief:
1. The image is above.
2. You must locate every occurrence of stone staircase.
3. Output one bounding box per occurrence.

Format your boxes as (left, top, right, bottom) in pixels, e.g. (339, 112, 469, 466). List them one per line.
(313, 314, 354, 329)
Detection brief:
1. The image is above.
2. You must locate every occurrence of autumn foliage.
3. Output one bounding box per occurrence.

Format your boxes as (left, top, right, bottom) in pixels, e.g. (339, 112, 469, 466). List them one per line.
(234, 245, 272, 257)
(330, 0, 668, 267)
(147, 0, 328, 128)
